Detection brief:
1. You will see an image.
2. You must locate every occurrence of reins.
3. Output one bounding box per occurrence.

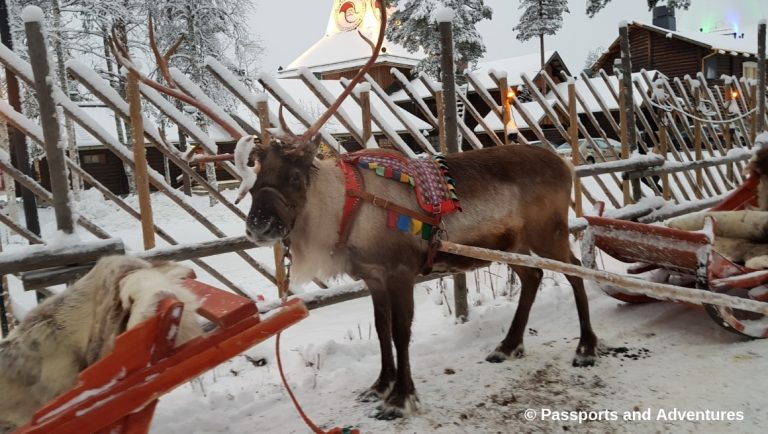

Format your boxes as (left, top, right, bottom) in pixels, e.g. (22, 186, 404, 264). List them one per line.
(275, 240, 359, 434)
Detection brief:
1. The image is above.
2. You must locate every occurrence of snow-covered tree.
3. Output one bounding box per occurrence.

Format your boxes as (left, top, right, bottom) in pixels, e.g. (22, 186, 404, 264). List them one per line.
(149, 0, 263, 111)
(583, 45, 605, 71)
(587, 0, 691, 18)
(386, 0, 493, 79)
(512, 0, 569, 71)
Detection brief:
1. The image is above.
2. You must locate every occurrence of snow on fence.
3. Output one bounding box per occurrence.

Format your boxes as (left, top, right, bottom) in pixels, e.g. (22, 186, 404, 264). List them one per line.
(0, 15, 766, 324)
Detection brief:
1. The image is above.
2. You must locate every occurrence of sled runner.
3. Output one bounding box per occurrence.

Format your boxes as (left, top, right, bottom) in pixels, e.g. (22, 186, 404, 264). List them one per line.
(13, 280, 308, 434)
(582, 175, 768, 338)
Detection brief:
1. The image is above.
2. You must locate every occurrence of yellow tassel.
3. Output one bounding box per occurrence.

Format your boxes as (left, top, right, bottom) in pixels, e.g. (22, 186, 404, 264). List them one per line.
(410, 219, 422, 235)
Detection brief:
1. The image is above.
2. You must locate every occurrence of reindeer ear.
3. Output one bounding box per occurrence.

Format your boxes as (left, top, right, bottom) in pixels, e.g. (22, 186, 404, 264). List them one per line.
(303, 134, 322, 162)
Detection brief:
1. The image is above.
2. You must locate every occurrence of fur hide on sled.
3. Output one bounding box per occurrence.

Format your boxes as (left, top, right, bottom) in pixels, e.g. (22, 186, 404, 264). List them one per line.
(667, 137, 768, 269)
(0, 256, 202, 433)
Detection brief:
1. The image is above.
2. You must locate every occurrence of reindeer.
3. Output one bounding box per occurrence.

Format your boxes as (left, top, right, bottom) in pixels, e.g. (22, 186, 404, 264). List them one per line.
(111, 2, 597, 420)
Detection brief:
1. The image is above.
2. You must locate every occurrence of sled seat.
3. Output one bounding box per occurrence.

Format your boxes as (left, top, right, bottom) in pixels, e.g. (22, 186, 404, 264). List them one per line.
(14, 280, 308, 434)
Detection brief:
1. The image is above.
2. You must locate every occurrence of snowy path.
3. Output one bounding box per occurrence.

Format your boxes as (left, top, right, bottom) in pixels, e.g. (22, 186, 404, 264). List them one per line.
(3, 190, 766, 433)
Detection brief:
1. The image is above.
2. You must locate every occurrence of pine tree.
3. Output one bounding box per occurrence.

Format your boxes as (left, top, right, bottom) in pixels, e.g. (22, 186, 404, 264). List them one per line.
(587, 0, 691, 18)
(386, 0, 493, 79)
(512, 0, 569, 71)
(149, 0, 263, 111)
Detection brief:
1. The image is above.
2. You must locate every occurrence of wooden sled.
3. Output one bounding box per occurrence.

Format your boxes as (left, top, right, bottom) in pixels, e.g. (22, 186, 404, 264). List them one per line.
(13, 280, 309, 434)
(582, 175, 768, 338)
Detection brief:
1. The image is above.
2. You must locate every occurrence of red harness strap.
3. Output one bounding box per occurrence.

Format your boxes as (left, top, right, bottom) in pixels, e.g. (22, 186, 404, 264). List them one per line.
(336, 158, 365, 251)
(335, 159, 443, 273)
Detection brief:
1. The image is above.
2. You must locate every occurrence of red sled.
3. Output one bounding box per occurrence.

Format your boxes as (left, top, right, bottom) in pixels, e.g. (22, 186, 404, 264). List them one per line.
(582, 175, 768, 338)
(13, 280, 308, 434)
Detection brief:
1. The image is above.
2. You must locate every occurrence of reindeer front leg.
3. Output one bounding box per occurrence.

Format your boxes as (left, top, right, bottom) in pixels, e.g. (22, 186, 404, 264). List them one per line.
(375, 273, 418, 420)
(358, 277, 396, 403)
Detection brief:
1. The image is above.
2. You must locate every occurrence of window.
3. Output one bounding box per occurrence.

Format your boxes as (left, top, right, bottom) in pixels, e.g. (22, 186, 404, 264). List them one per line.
(82, 153, 107, 165)
(743, 61, 758, 80)
(704, 57, 718, 80)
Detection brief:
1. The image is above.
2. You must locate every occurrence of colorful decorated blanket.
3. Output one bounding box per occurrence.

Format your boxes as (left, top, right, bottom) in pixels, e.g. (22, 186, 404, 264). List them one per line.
(342, 150, 461, 239)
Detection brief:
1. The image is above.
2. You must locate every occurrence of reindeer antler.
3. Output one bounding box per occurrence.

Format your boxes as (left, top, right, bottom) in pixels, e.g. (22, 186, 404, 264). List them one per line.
(107, 20, 243, 143)
(275, 0, 387, 152)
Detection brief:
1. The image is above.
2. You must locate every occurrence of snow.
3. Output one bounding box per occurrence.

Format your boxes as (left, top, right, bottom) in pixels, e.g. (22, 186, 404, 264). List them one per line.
(619, 20, 628, 28)
(169, 68, 247, 140)
(3, 174, 768, 433)
(760, 19, 767, 26)
(435, 7, 455, 23)
(629, 21, 758, 56)
(204, 57, 269, 108)
(353, 82, 371, 94)
(467, 51, 556, 90)
(20, 6, 44, 23)
(280, 29, 421, 78)
(258, 73, 430, 141)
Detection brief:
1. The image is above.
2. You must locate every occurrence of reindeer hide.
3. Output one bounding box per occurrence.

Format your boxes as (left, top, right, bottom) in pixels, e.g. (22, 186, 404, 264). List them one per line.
(0, 256, 202, 433)
(667, 210, 768, 242)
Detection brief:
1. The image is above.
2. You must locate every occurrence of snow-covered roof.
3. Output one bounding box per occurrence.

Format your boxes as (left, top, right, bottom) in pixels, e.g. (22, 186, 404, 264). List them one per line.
(473, 100, 554, 133)
(473, 71, 659, 133)
(389, 51, 568, 102)
(468, 51, 562, 90)
(545, 71, 658, 114)
(624, 21, 758, 57)
(280, 30, 422, 78)
(72, 104, 234, 149)
(250, 76, 432, 136)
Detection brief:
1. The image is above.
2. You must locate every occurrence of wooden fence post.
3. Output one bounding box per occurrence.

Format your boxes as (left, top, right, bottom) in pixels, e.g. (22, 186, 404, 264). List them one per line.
(127, 70, 155, 250)
(25, 8, 73, 235)
(435, 90, 447, 154)
(438, 11, 468, 322)
(619, 23, 642, 201)
(360, 85, 373, 147)
(758, 20, 766, 134)
(1, 0, 40, 238)
(619, 80, 631, 205)
(694, 85, 703, 198)
(499, 75, 511, 145)
(659, 122, 671, 200)
(568, 81, 582, 217)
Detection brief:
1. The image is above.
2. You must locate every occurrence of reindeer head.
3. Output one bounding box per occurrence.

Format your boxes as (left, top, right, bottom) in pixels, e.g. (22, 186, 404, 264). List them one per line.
(237, 2, 387, 245)
(237, 126, 322, 245)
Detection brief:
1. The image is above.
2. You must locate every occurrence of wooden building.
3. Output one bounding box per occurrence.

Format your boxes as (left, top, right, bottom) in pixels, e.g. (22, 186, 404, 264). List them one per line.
(38, 104, 233, 196)
(592, 18, 763, 83)
(278, 0, 420, 92)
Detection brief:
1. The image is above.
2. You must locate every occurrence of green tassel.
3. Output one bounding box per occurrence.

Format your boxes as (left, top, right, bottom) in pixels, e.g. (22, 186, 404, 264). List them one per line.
(375, 166, 385, 177)
(421, 224, 433, 240)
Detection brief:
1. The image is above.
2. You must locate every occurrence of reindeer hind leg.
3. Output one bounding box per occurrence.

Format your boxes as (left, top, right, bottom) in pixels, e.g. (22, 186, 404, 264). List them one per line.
(487, 265, 543, 363)
(565, 252, 598, 367)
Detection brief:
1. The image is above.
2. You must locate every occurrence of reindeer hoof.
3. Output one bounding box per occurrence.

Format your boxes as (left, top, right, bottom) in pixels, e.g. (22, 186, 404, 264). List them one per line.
(371, 394, 419, 420)
(486, 344, 524, 363)
(572, 354, 596, 367)
(357, 388, 383, 403)
(373, 405, 404, 420)
(485, 350, 508, 363)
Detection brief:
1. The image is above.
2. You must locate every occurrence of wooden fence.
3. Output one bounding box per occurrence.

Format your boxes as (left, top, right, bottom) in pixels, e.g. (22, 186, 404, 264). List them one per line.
(0, 17, 766, 331)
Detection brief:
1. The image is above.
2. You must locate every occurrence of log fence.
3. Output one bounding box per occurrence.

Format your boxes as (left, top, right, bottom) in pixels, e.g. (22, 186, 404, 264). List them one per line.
(0, 15, 766, 328)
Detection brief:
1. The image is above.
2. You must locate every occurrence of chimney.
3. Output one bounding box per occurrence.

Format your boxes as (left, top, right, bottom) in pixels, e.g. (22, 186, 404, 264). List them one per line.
(652, 5, 676, 31)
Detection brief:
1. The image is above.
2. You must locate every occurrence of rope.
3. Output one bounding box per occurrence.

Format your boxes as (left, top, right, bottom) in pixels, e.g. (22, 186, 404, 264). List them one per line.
(649, 98, 758, 125)
(274, 245, 359, 434)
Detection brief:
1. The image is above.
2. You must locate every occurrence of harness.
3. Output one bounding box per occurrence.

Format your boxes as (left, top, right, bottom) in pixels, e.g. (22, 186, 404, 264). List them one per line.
(334, 152, 459, 273)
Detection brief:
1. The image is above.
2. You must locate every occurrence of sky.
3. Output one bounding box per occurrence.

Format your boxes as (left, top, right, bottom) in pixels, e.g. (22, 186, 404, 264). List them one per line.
(250, 0, 768, 76)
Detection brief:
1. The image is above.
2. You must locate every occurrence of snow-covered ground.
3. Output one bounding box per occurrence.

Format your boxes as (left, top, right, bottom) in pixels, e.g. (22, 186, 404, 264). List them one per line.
(2, 188, 767, 434)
